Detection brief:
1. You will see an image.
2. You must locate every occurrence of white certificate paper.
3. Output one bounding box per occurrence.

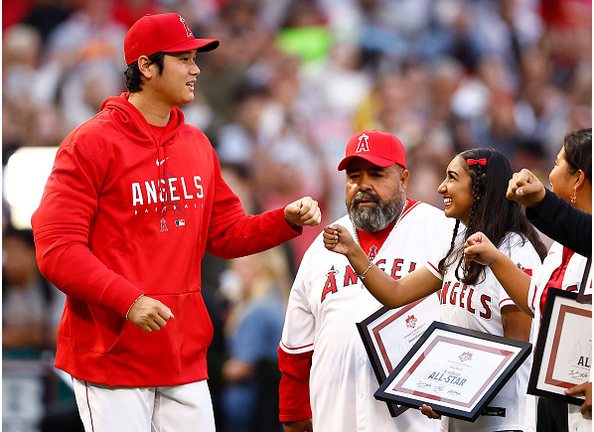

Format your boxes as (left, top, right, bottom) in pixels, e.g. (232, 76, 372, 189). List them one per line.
(375, 322, 531, 421)
(529, 290, 592, 403)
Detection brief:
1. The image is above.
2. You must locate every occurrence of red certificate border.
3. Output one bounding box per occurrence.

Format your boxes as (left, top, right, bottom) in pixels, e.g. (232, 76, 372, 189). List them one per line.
(527, 288, 592, 406)
(370, 298, 424, 372)
(544, 304, 591, 389)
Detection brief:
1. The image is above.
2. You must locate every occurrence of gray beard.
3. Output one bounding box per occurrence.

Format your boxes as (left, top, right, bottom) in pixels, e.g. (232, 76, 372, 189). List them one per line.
(347, 191, 405, 233)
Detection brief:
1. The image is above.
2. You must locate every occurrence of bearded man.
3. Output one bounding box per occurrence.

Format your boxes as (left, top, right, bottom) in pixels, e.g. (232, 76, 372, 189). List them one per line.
(277, 130, 455, 432)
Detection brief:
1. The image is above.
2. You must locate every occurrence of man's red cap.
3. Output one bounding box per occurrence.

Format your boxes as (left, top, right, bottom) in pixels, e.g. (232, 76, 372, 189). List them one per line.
(337, 130, 406, 171)
(124, 13, 220, 65)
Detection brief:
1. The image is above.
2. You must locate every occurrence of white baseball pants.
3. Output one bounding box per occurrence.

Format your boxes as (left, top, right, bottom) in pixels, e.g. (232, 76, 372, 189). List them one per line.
(72, 378, 216, 432)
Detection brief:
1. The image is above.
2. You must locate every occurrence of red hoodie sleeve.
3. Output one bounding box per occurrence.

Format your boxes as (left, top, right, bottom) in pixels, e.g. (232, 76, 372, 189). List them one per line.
(205, 155, 302, 259)
(31, 139, 143, 317)
(278, 346, 313, 422)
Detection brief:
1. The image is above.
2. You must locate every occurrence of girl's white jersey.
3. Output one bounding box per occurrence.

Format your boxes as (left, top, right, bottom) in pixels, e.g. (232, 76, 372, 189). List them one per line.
(425, 231, 542, 432)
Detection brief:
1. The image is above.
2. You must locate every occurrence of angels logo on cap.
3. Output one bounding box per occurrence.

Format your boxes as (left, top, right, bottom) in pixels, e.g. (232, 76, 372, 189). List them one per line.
(356, 133, 371, 153)
(124, 13, 220, 65)
(337, 130, 406, 171)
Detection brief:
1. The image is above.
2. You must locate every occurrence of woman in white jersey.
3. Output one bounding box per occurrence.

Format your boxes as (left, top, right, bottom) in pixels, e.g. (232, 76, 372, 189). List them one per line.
(324, 147, 548, 432)
(464, 129, 592, 432)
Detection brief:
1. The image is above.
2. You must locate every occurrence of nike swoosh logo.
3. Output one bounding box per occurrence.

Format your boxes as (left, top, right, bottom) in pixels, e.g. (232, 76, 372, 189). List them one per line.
(156, 157, 170, 166)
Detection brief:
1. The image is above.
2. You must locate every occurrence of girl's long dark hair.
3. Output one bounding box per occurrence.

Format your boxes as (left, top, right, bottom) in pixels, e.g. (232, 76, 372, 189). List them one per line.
(438, 148, 548, 285)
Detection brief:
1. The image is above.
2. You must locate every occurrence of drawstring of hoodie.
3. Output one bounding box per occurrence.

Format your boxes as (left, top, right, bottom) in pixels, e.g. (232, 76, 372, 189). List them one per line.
(157, 143, 168, 216)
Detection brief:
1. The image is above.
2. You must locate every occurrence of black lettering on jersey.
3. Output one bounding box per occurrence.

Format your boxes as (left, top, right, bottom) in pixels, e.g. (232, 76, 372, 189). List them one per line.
(344, 266, 358, 287)
(391, 259, 403, 279)
(459, 285, 468, 309)
(440, 281, 451, 304)
(480, 295, 492, 319)
(376, 259, 387, 273)
(321, 267, 339, 302)
(449, 282, 459, 305)
(466, 288, 476, 313)
(321, 258, 417, 304)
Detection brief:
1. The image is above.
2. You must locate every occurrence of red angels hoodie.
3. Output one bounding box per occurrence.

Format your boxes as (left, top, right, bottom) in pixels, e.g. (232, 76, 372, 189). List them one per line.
(31, 93, 301, 386)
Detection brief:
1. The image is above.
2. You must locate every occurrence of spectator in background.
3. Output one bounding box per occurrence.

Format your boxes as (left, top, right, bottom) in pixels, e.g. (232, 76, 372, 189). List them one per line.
(221, 247, 292, 432)
(3, 225, 65, 357)
(2, 225, 81, 432)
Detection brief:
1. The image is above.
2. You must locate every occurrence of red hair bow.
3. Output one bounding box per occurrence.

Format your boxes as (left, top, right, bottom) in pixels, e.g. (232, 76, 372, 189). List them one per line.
(467, 158, 487, 166)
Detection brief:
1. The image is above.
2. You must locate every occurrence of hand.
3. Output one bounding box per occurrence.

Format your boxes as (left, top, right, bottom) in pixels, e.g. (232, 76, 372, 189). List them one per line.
(420, 404, 440, 419)
(565, 381, 592, 416)
(506, 169, 546, 210)
(127, 296, 174, 333)
(323, 224, 356, 256)
(463, 232, 498, 266)
(283, 419, 313, 432)
(284, 197, 321, 227)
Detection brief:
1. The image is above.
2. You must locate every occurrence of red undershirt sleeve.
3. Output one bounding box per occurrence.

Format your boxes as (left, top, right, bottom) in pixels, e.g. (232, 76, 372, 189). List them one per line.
(278, 346, 313, 422)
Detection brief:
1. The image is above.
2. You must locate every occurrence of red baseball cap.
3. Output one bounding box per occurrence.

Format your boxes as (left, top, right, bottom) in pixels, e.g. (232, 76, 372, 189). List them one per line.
(337, 130, 406, 171)
(124, 14, 220, 65)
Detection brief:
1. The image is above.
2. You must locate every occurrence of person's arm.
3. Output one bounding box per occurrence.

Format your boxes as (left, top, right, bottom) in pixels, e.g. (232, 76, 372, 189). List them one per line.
(206, 157, 320, 259)
(323, 225, 442, 308)
(463, 232, 533, 316)
(278, 348, 313, 428)
(284, 197, 321, 228)
(278, 250, 317, 430)
(501, 305, 531, 342)
(506, 168, 547, 209)
(507, 169, 591, 257)
(527, 190, 591, 257)
(32, 140, 173, 333)
(283, 419, 313, 432)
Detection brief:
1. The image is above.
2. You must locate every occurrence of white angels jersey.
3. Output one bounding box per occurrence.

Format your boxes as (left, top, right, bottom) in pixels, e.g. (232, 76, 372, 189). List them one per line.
(280, 201, 454, 432)
(425, 231, 543, 432)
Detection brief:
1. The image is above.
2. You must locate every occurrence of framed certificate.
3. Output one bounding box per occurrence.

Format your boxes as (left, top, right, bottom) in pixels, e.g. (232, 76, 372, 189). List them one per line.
(528, 288, 592, 405)
(357, 295, 439, 417)
(374, 321, 532, 422)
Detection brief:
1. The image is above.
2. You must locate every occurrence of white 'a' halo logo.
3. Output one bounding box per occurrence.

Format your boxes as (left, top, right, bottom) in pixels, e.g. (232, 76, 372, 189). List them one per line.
(356, 133, 370, 153)
(179, 16, 194, 38)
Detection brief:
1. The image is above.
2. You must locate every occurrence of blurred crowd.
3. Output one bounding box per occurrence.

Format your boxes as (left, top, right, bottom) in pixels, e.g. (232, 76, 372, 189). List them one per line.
(2, 0, 591, 431)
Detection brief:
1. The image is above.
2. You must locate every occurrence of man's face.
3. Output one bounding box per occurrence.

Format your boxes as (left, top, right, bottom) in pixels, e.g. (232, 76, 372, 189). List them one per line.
(149, 50, 200, 108)
(345, 159, 409, 232)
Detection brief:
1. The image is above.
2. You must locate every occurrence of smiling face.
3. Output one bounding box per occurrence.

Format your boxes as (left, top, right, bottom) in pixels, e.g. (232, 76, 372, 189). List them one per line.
(549, 147, 577, 204)
(437, 156, 474, 225)
(150, 50, 199, 108)
(345, 158, 409, 232)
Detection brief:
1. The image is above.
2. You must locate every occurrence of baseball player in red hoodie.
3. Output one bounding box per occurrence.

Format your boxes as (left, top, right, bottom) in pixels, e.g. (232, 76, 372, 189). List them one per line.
(31, 13, 320, 432)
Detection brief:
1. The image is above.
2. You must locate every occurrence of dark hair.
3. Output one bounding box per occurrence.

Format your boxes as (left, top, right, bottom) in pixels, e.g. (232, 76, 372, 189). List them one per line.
(124, 51, 166, 93)
(438, 148, 547, 285)
(563, 128, 592, 183)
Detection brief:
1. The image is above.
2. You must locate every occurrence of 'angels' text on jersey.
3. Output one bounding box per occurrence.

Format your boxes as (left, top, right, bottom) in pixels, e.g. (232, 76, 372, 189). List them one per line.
(132, 175, 204, 206)
(321, 258, 417, 303)
(440, 281, 492, 320)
